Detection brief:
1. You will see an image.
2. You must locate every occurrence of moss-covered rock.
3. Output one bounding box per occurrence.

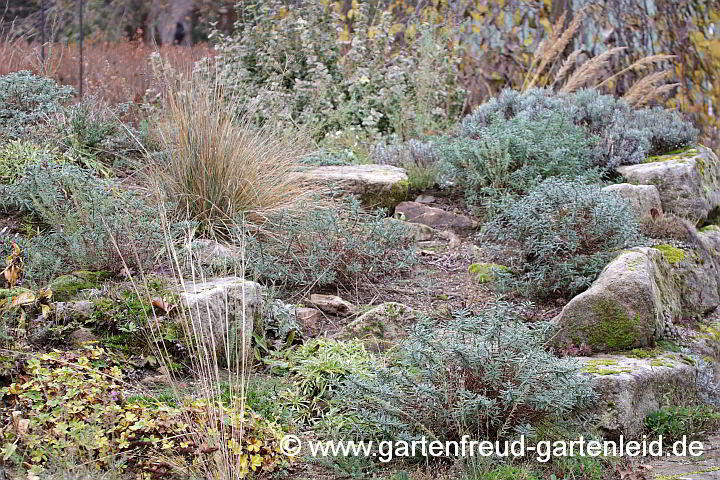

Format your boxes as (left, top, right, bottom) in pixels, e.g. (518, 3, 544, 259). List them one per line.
(553, 247, 682, 353)
(468, 262, 511, 284)
(582, 354, 698, 438)
(49, 271, 111, 301)
(617, 145, 720, 225)
(332, 302, 414, 352)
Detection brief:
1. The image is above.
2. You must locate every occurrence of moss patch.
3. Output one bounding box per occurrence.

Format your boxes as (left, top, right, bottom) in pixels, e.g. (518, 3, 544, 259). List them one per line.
(700, 224, 720, 233)
(643, 146, 699, 163)
(653, 244, 687, 264)
(468, 262, 511, 284)
(586, 299, 640, 351)
(49, 271, 112, 301)
(583, 359, 632, 375)
(362, 179, 409, 210)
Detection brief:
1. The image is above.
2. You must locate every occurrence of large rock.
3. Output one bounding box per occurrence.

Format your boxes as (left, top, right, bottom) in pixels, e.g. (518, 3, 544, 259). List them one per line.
(655, 241, 720, 317)
(394, 201, 478, 233)
(601, 183, 663, 220)
(554, 248, 682, 353)
(179, 277, 264, 365)
(583, 354, 699, 438)
(296, 164, 409, 210)
(617, 146, 720, 225)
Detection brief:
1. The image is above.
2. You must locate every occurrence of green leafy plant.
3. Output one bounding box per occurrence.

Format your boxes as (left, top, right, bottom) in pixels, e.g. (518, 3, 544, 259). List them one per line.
(270, 338, 376, 425)
(645, 405, 720, 445)
(0, 348, 288, 478)
(481, 178, 642, 300)
(244, 198, 417, 291)
(341, 303, 596, 445)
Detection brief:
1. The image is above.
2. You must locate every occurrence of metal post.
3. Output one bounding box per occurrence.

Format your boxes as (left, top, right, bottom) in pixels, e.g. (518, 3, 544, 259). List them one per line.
(78, 0, 83, 98)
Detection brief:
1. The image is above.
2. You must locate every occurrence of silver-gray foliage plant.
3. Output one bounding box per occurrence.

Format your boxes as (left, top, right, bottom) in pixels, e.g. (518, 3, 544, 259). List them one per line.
(340, 302, 597, 446)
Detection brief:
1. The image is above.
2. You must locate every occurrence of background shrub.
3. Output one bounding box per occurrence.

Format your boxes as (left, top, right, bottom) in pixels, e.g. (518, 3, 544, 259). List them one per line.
(205, 0, 465, 150)
(0, 162, 165, 284)
(244, 198, 417, 292)
(340, 303, 596, 444)
(459, 88, 697, 170)
(481, 178, 642, 300)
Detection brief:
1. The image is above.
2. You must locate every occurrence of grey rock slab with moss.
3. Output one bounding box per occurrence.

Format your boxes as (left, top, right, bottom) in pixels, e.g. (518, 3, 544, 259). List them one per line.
(393, 201, 478, 233)
(332, 302, 414, 352)
(178, 277, 264, 365)
(553, 247, 682, 353)
(295, 164, 409, 210)
(581, 354, 699, 438)
(601, 183, 663, 220)
(616, 146, 720, 225)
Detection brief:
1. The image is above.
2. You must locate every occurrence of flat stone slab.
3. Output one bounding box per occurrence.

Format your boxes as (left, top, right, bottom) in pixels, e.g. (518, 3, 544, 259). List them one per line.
(581, 354, 699, 438)
(394, 201, 478, 233)
(295, 164, 409, 210)
(646, 435, 720, 480)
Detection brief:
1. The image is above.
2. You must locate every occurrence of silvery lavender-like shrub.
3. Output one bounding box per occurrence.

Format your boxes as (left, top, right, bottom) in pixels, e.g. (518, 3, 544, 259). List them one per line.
(481, 178, 643, 300)
(339, 302, 596, 445)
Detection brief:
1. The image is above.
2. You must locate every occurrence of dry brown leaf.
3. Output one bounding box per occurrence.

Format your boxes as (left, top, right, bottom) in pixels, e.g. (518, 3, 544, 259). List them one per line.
(151, 297, 176, 314)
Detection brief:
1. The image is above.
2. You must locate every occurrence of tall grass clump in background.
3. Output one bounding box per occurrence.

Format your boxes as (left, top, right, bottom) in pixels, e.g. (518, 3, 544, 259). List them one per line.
(152, 70, 320, 236)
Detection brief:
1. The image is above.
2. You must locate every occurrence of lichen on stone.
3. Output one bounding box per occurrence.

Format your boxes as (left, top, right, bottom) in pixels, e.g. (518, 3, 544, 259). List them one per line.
(652, 244, 687, 265)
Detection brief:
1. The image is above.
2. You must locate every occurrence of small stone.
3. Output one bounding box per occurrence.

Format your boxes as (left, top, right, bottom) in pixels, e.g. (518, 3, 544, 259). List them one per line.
(55, 300, 94, 321)
(414, 194, 436, 204)
(394, 201, 478, 233)
(468, 263, 511, 284)
(68, 327, 98, 347)
(295, 307, 323, 330)
(309, 294, 357, 317)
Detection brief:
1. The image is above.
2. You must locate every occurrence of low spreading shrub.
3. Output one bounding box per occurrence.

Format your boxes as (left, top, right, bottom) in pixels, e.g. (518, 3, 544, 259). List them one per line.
(436, 112, 600, 212)
(340, 303, 596, 446)
(0, 162, 166, 284)
(459, 88, 697, 169)
(0, 71, 74, 141)
(244, 198, 416, 291)
(0, 348, 288, 478)
(481, 178, 642, 300)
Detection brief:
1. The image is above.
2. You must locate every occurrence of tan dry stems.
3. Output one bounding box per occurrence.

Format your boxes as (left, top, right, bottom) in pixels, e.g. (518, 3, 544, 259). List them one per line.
(523, 7, 679, 106)
(0, 37, 213, 105)
(153, 70, 323, 237)
(110, 205, 256, 479)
